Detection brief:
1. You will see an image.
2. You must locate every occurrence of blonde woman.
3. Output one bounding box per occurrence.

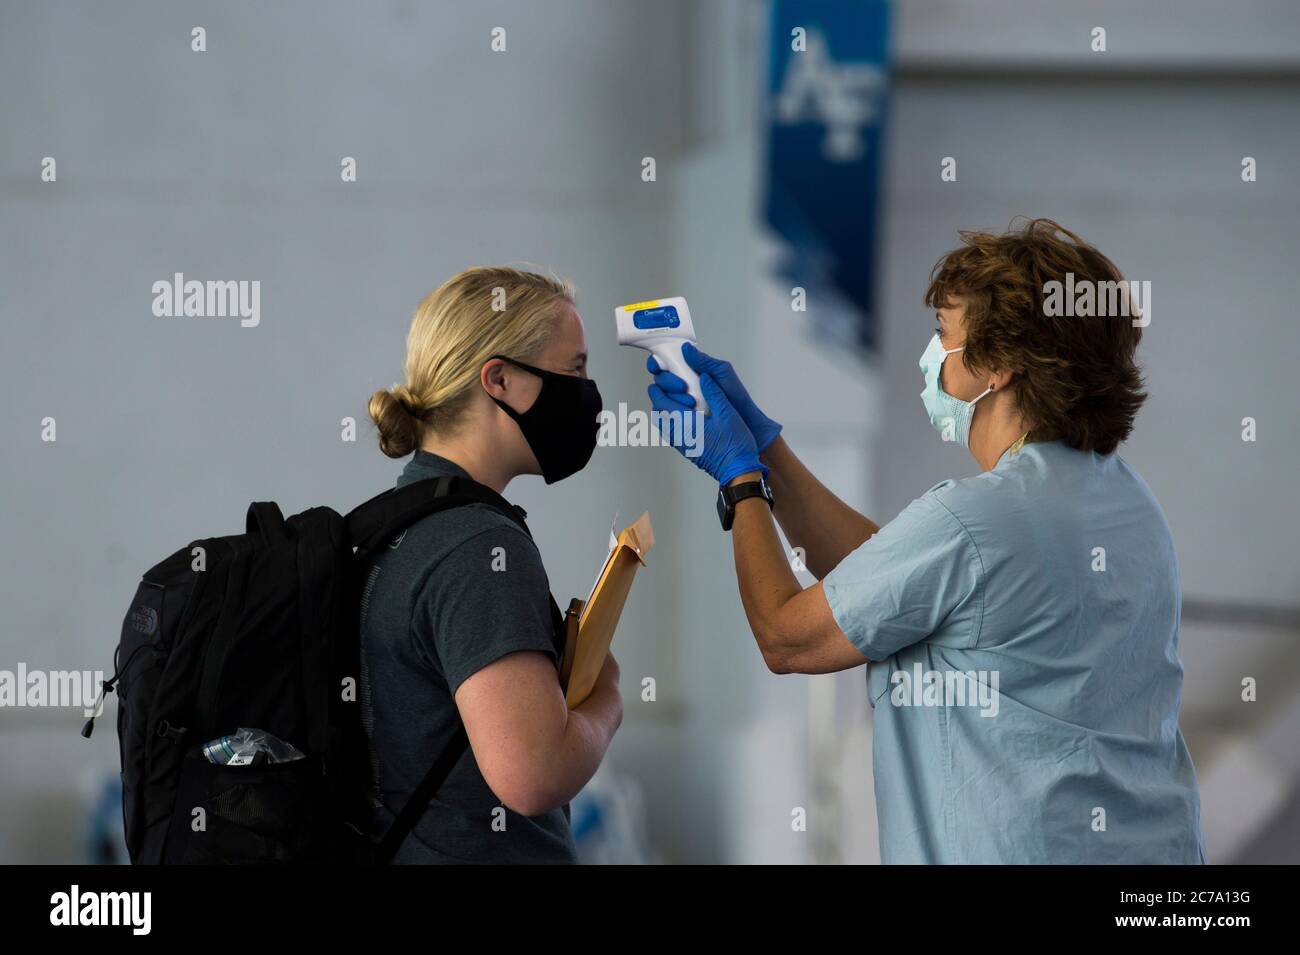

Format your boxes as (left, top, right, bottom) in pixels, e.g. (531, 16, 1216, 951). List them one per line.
(360, 267, 621, 864)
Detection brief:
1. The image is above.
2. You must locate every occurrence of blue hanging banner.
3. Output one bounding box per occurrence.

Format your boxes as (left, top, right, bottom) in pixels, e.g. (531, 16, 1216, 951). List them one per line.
(763, 0, 892, 355)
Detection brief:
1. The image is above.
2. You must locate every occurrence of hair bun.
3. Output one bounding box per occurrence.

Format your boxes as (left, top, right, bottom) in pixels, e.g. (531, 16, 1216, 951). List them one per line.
(368, 387, 421, 458)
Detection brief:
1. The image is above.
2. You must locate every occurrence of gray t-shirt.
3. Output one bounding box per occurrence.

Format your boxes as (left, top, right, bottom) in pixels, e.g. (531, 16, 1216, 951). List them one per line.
(358, 450, 577, 863)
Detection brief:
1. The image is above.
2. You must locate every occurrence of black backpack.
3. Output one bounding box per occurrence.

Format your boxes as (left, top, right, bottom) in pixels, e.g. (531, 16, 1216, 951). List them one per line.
(85, 474, 563, 864)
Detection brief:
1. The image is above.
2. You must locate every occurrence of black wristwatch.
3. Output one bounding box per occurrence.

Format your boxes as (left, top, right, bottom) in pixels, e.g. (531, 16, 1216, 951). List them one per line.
(717, 476, 774, 531)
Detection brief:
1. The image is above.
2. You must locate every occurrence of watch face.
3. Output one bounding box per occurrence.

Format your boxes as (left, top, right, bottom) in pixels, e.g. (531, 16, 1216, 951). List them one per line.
(717, 486, 730, 529)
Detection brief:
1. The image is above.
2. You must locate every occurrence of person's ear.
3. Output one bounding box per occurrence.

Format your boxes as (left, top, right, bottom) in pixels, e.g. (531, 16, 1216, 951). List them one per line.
(481, 358, 508, 399)
(986, 369, 1015, 394)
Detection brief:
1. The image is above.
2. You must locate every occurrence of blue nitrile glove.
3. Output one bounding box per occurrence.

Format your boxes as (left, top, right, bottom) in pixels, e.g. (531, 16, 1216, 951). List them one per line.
(646, 342, 783, 453)
(647, 372, 767, 485)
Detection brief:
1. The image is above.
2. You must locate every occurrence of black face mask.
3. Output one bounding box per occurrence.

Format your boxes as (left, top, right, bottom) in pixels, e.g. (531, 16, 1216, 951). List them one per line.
(489, 354, 603, 484)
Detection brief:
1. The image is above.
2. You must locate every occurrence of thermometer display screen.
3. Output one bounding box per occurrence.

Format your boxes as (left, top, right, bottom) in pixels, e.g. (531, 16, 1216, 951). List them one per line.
(632, 305, 680, 330)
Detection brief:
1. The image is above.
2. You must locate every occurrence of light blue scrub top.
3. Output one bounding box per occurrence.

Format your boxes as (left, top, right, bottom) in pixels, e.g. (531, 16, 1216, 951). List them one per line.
(824, 440, 1207, 864)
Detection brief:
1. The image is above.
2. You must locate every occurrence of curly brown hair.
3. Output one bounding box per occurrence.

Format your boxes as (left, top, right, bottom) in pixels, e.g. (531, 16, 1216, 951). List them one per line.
(923, 218, 1147, 455)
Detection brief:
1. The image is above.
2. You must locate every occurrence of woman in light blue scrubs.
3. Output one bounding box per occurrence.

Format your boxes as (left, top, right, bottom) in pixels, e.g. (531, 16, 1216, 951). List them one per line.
(647, 218, 1207, 864)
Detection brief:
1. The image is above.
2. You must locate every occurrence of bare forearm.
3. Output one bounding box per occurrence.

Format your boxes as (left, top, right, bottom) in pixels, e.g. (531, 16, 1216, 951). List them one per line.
(533, 682, 622, 811)
(760, 435, 879, 578)
(728, 470, 804, 669)
(729, 470, 869, 676)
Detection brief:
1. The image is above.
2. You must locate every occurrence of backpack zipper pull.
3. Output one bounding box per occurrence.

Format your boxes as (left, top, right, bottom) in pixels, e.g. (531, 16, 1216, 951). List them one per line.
(80, 676, 118, 738)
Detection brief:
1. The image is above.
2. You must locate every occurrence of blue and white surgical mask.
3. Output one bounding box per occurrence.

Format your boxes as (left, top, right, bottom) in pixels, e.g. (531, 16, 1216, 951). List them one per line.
(918, 333, 991, 448)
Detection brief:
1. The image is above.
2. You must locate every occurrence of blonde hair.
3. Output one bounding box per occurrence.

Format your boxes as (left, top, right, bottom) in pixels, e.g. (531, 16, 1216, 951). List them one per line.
(369, 266, 575, 458)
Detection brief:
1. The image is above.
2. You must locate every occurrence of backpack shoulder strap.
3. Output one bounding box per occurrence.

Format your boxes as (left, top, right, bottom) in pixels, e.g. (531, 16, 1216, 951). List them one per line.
(374, 724, 469, 865)
(353, 473, 551, 864)
(346, 474, 531, 556)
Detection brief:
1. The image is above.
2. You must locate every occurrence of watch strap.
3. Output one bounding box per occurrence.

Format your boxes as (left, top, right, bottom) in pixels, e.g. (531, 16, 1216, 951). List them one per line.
(718, 478, 773, 531)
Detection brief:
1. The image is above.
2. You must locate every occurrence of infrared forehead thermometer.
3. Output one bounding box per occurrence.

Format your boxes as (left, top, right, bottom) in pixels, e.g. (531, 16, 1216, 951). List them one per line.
(615, 296, 710, 415)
